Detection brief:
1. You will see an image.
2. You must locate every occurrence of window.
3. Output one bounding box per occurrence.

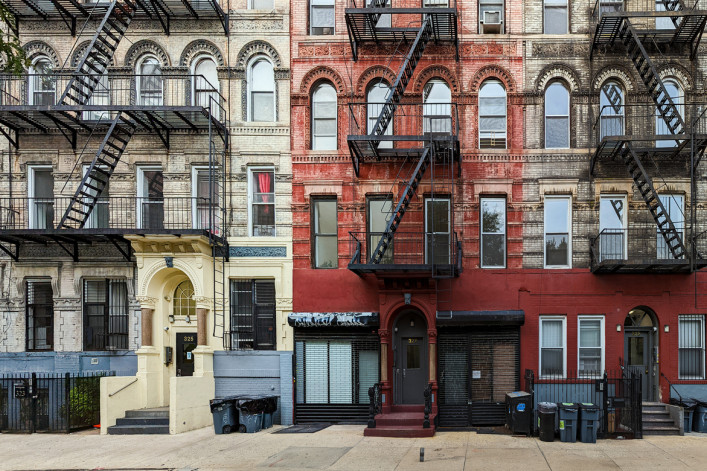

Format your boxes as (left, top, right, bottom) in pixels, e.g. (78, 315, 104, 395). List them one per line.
(137, 167, 163, 230)
(83, 66, 110, 121)
(600, 82, 624, 139)
(540, 316, 566, 377)
(29, 57, 55, 106)
(83, 279, 129, 351)
(310, 0, 335, 35)
(578, 316, 604, 376)
(479, 79, 506, 148)
(249, 0, 273, 8)
(193, 167, 219, 233)
(137, 56, 162, 106)
(656, 79, 682, 148)
(173, 280, 196, 319)
(479, 0, 504, 33)
(599, 195, 627, 261)
(545, 82, 570, 148)
(193, 56, 219, 119)
(367, 81, 393, 148)
(26, 281, 53, 351)
(28, 166, 54, 230)
(312, 82, 337, 150)
(230, 280, 276, 350)
(656, 0, 676, 30)
(314, 198, 338, 268)
(423, 80, 452, 134)
(248, 58, 275, 122)
(544, 0, 568, 34)
(366, 0, 391, 28)
(657, 194, 684, 259)
(481, 197, 506, 268)
(249, 167, 275, 236)
(83, 164, 109, 229)
(367, 196, 393, 264)
(544, 196, 571, 268)
(679, 315, 705, 379)
(426, 197, 451, 264)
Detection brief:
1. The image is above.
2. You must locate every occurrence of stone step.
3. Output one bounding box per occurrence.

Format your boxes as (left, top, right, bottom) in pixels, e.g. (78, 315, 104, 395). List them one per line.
(390, 404, 425, 413)
(364, 425, 435, 438)
(116, 417, 170, 426)
(107, 424, 170, 435)
(125, 407, 169, 419)
(375, 412, 432, 427)
(643, 425, 681, 436)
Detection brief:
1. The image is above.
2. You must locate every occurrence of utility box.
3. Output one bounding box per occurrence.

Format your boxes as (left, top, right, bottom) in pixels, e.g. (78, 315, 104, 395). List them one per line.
(505, 391, 532, 436)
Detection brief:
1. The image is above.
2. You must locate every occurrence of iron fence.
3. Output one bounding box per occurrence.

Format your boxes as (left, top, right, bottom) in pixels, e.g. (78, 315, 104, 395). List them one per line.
(0, 371, 114, 433)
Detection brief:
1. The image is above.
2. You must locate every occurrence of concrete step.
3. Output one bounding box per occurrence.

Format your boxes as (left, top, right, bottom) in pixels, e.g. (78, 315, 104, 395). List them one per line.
(107, 424, 170, 435)
(116, 417, 170, 426)
(643, 425, 681, 436)
(375, 412, 433, 427)
(364, 425, 435, 438)
(390, 405, 425, 413)
(125, 407, 169, 419)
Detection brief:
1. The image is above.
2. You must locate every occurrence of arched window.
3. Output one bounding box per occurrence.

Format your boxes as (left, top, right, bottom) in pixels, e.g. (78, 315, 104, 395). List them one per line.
(311, 82, 337, 150)
(367, 81, 392, 149)
(193, 56, 220, 118)
(599, 81, 624, 140)
(29, 57, 55, 106)
(423, 79, 451, 134)
(479, 79, 506, 148)
(137, 56, 163, 106)
(656, 79, 683, 148)
(173, 280, 196, 319)
(545, 82, 570, 149)
(248, 58, 275, 122)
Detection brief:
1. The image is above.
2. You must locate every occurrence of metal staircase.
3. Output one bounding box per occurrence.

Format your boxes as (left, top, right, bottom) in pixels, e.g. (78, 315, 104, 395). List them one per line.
(58, 113, 136, 229)
(59, 0, 136, 107)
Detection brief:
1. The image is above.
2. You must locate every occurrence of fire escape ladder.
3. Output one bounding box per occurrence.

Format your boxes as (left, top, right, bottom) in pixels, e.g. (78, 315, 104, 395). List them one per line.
(58, 113, 136, 229)
(59, 0, 137, 106)
(620, 142, 686, 259)
(369, 16, 433, 154)
(369, 146, 432, 264)
(619, 22, 686, 136)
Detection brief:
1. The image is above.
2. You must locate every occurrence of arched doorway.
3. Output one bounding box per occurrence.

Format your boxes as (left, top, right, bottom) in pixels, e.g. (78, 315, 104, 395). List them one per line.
(624, 307, 659, 401)
(393, 310, 428, 404)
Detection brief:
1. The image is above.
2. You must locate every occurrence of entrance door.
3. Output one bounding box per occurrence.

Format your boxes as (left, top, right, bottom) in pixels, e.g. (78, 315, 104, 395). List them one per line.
(176, 332, 197, 377)
(394, 311, 428, 404)
(625, 330, 652, 401)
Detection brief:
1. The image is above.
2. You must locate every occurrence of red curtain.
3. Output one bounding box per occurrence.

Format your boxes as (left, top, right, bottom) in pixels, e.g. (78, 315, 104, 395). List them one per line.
(258, 172, 271, 213)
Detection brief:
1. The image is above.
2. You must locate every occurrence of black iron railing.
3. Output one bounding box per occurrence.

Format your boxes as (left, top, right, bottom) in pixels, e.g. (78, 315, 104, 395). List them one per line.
(347, 0, 457, 7)
(0, 196, 223, 235)
(423, 382, 433, 428)
(367, 382, 382, 428)
(349, 231, 460, 267)
(348, 102, 460, 142)
(591, 0, 707, 21)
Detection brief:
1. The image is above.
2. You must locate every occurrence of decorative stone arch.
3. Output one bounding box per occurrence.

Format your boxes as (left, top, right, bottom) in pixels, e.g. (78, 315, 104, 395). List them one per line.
(299, 66, 346, 95)
(124, 40, 170, 69)
(138, 259, 204, 300)
(412, 64, 459, 95)
(71, 41, 115, 68)
(356, 65, 396, 96)
(657, 63, 692, 92)
(469, 65, 517, 93)
(236, 40, 282, 69)
(180, 39, 224, 67)
(535, 63, 580, 93)
(23, 41, 60, 68)
(592, 65, 636, 93)
(236, 41, 286, 122)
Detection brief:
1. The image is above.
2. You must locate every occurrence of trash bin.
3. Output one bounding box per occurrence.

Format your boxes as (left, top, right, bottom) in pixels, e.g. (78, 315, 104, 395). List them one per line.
(538, 402, 557, 442)
(261, 396, 278, 429)
(236, 397, 266, 433)
(209, 397, 236, 434)
(557, 402, 578, 443)
(579, 403, 600, 443)
(694, 405, 707, 433)
(684, 408, 694, 432)
(505, 391, 532, 436)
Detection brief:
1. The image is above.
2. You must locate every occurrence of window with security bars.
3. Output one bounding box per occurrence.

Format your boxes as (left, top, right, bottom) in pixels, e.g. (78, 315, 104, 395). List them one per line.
(230, 280, 276, 350)
(679, 315, 706, 379)
(83, 279, 129, 351)
(26, 281, 53, 351)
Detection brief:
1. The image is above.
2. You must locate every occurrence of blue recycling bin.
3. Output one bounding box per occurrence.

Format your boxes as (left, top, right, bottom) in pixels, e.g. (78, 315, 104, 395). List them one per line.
(557, 402, 578, 443)
(579, 403, 600, 443)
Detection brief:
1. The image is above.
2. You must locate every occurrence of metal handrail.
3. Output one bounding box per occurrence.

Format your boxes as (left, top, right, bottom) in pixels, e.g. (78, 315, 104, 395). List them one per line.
(108, 377, 138, 398)
(423, 382, 433, 428)
(367, 382, 383, 428)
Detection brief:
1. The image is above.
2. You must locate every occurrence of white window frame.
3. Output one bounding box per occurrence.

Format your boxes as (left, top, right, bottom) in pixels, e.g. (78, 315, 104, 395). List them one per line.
(678, 315, 706, 380)
(480, 196, 506, 268)
(577, 315, 605, 377)
(82, 164, 109, 229)
(247, 56, 275, 122)
(657, 193, 684, 259)
(479, 0, 505, 34)
(425, 197, 451, 265)
(314, 197, 338, 269)
(248, 166, 276, 237)
(539, 316, 567, 378)
(28, 165, 53, 230)
(367, 81, 393, 148)
(192, 55, 220, 120)
(136, 55, 163, 106)
(248, 0, 274, 9)
(599, 194, 628, 262)
(478, 79, 507, 149)
(311, 82, 337, 150)
(544, 82, 570, 149)
(192, 166, 219, 232)
(543, 0, 568, 34)
(655, 79, 682, 148)
(544, 195, 572, 268)
(136, 166, 163, 230)
(599, 81, 625, 140)
(310, 0, 335, 35)
(29, 56, 56, 106)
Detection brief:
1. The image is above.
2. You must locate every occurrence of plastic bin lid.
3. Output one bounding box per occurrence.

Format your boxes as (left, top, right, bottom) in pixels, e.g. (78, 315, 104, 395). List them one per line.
(507, 391, 531, 398)
(579, 402, 598, 409)
(538, 402, 558, 411)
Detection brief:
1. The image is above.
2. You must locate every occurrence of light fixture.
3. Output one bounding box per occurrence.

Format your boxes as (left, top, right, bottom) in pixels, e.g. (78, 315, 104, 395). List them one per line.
(164, 326, 169, 331)
(185, 315, 191, 324)
(616, 324, 622, 332)
(664, 324, 670, 333)
(168, 314, 175, 323)
(410, 320, 415, 327)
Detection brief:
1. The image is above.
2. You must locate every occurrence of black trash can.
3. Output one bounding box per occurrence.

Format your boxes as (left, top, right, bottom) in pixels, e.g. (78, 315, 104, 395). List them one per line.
(261, 396, 278, 429)
(579, 403, 600, 443)
(235, 397, 266, 433)
(505, 391, 532, 436)
(694, 404, 707, 433)
(538, 402, 557, 442)
(209, 397, 236, 434)
(557, 402, 578, 443)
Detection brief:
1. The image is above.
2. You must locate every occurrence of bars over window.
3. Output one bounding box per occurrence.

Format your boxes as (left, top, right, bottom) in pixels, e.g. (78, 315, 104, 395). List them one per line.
(230, 280, 276, 350)
(83, 279, 129, 351)
(679, 315, 706, 380)
(26, 281, 53, 351)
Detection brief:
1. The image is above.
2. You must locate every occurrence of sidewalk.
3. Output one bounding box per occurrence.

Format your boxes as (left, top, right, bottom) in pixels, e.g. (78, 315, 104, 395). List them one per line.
(1, 425, 706, 470)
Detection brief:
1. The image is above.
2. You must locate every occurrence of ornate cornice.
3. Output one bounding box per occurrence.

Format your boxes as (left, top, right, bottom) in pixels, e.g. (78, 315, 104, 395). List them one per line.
(236, 40, 283, 69)
(535, 63, 581, 93)
(124, 40, 171, 68)
(355, 65, 396, 96)
(412, 64, 459, 94)
(23, 41, 60, 67)
(298, 66, 346, 94)
(592, 64, 637, 92)
(180, 39, 224, 67)
(470, 65, 517, 93)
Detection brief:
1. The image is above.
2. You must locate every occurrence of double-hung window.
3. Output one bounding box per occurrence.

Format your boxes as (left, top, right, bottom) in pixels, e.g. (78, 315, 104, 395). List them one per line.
(310, 0, 335, 35)
(599, 195, 627, 262)
(230, 280, 276, 350)
(679, 315, 705, 379)
(312, 83, 337, 150)
(545, 82, 570, 149)
(249, 0, 274, 8)
(544, 196, 571, 268)
(544, 0, 568, 34)
(578, 316, 604, 377)
(313, 198, 338, 268)
(28, 166, 54, 230)
(481, 197, 506, 268)
(479, 80, 507, 148)
(83, 164, 109, 229)
(137, 167, 164, 230)
(657, 194, 683, 259)
(26, 280, 53, 351)
(249, 167, 275, 236)
(479, 0, 504, 34)
(193, 167, 219, 233)
(248, 58, 275, 122)
(426, 198, 451, 264)
(367, 196, 393, 264)
(540, 316, 566, 378)
(83, 279, 129, 351)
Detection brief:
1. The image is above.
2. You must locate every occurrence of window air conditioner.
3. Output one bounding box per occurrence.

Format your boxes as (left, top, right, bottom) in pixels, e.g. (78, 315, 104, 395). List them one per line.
(481, 11, 503, 34)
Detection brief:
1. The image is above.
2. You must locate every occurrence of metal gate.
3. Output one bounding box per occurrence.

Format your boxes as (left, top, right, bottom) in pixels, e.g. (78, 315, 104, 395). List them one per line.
(0, 372, 112, 433)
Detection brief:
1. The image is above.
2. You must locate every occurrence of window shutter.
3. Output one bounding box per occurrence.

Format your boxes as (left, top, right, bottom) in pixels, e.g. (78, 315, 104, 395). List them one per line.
(254, 280, 276, 350)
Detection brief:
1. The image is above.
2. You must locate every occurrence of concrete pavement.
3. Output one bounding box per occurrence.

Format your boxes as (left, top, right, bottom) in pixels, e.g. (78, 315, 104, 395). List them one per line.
(1, 426, 707, 470)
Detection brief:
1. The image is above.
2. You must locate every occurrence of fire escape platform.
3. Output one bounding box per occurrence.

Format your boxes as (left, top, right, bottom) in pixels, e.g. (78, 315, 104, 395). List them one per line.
(591, 135, 707, 174)
(592, 12, 707, 49)
(591, 257, 707, 274)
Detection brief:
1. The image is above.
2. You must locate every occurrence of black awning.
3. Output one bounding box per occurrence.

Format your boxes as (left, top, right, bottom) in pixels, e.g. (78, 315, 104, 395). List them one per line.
(436, 310, 525, 326)
(288, 312, 379, 328)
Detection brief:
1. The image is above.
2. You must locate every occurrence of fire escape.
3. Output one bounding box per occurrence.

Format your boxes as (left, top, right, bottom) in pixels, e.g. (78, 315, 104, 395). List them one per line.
(344, 0, 460, 314)
(589, 0, 707, 273)
(0, 1, 230, 340)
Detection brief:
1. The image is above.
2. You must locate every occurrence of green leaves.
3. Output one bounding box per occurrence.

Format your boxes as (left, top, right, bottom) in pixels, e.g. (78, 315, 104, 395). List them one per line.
(0, 5, 30, 76)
